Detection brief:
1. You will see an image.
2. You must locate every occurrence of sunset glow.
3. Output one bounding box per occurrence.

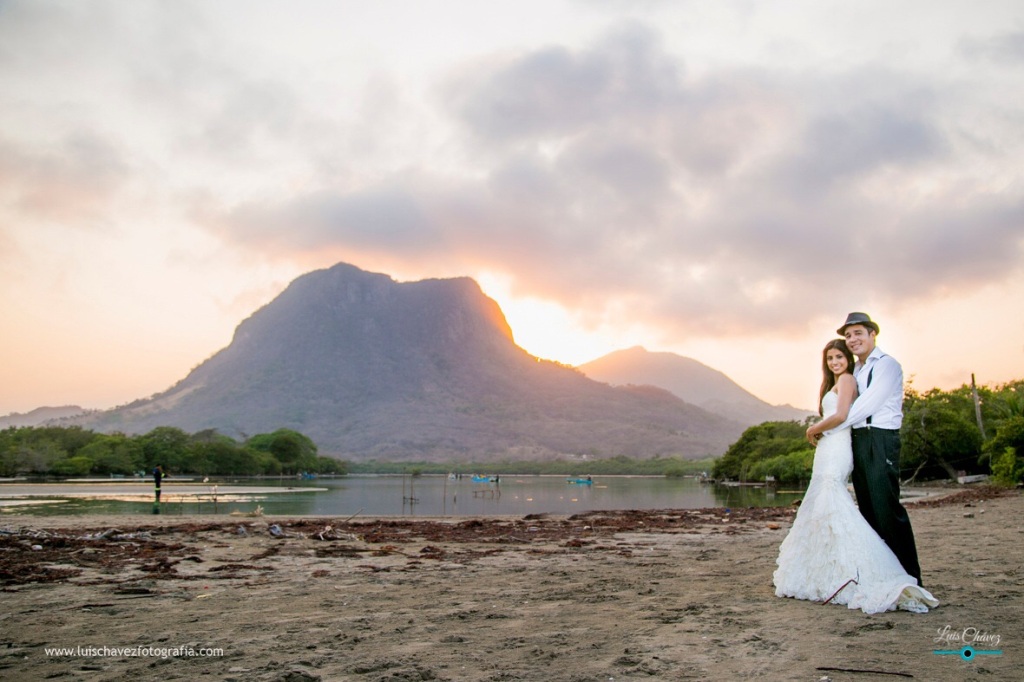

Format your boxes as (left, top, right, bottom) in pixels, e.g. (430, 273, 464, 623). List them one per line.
(2, 1, 1023, 416)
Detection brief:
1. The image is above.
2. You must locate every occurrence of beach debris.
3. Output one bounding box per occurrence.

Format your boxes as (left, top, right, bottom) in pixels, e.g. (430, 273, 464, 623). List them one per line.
(230, 505, 264, 518)
(305, 524, 359, 542)
(822, 578, 859, 605)
(93, 528, 123, 539)
(274, 669, 321, 682)
(237, 525, 248, 536)
(268, 524, 287, 538)
(79, 528, 154, 541)
(816, 666, 912, 678)
(908, 484, 1009, 507)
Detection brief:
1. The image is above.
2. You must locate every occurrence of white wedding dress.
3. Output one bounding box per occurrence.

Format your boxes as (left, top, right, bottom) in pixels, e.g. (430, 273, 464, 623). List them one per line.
(773, 391, 939, 614)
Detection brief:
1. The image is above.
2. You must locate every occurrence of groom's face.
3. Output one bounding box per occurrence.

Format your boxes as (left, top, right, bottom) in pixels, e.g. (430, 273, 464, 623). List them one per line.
(844, 325, 876, 360)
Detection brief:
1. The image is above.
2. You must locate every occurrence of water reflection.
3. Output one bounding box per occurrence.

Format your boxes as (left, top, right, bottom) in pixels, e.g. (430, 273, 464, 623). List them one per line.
(1, 475, 804, 518)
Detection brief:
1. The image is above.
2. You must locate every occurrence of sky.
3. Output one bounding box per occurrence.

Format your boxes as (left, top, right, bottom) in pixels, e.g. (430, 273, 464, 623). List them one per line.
(2, 0, 1023, 416)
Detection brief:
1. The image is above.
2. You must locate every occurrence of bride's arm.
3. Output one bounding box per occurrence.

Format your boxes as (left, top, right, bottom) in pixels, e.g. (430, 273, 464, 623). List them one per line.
(806, 374, 858, 444)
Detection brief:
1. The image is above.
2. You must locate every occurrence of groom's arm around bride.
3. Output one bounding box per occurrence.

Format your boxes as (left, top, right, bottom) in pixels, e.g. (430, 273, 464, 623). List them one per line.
(816, 313, 924, 586)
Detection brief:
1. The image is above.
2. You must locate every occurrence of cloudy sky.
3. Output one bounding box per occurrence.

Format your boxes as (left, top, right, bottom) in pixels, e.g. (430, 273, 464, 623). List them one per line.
(2, 0, 1023, 416)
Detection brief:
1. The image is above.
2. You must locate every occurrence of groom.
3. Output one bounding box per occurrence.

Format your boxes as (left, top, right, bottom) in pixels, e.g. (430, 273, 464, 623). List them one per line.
(834, 312, 923, 586)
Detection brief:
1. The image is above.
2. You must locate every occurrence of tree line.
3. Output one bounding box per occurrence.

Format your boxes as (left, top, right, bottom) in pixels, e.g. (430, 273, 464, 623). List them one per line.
(711, 379, 1024, 486)
(0, 425, 346, 478)
(8, 377, 1021, 485)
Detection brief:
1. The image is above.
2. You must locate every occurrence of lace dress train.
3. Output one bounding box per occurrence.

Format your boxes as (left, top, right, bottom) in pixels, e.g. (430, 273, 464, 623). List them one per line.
(773, 392, 938, 614)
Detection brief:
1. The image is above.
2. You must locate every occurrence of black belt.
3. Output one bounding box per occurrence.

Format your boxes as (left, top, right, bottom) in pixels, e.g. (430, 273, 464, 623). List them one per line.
(853, 426, 898, 433)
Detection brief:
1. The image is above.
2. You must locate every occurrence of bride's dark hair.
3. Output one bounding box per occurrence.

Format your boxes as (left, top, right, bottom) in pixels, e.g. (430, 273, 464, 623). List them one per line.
(819, 338, 855, 415)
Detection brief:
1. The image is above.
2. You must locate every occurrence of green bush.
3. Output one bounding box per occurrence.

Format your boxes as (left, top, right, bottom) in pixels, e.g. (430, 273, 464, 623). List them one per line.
(51, 455, 94, 476)
(746, 449, 814, 485)
(712, 421, 812, 481)
(991, 447, 1023, 487)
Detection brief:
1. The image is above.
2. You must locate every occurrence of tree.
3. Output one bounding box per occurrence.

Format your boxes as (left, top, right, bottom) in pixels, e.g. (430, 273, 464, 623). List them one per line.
(16, 438, 65, 474)
(0, 428, 21, 476)
(991, 447, 1023, 487)
(0, 426, 86, 475)
(747, 449, 815, 485)
(247, 429, 318, 474)
(198, 439, 260, 476)
(52, 455, 94, 476)
(978, 381, 1024, 469)
(25, 426, 96, 458)
(78, 434, 141, 475)
(712, 421, 812, 481)
(252, 449, 282, 475)
(984, 416, 1024, 484)
(315, 456, 347, 475)
(901, 387, 983, 482)
(137, 427, 191, 473)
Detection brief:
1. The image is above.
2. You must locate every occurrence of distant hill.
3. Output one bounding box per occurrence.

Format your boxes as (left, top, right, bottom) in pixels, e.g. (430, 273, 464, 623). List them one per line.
(0, 406, 87, 429)
(578, 347, 812, 427)
(64, 263, 745, 461)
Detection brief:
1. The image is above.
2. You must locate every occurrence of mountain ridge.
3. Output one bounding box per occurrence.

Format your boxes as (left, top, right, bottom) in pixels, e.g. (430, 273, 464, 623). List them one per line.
(60, 263, 746, 461)
(578, 346, 813, 427)
(0, 405, 88, 429)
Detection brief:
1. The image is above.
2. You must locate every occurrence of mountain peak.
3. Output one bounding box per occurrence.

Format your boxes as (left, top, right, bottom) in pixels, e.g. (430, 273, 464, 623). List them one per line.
(70, 262, 742, 460)
(578, 347, 811, 426)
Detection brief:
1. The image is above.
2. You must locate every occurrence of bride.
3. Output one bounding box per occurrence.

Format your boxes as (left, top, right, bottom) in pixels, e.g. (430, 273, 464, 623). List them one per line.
(773, 339, 938, 614)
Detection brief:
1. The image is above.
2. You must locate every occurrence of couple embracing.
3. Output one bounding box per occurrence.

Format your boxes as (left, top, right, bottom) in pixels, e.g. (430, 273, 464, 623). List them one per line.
(773, 313, 939, 614)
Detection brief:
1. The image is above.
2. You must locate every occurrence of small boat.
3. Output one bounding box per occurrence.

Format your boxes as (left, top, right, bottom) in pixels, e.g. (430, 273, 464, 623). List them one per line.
(567, 478, 593, 485)
(472, 475, 498, 483)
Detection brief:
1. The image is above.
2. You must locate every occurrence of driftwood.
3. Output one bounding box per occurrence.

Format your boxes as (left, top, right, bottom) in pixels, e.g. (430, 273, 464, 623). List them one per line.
(821, 578, 858, 605)
(817, 666, 913, 678)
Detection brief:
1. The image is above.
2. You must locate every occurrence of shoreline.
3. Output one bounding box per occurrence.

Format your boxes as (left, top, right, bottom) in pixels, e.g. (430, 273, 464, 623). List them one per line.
(0, 485, 1001, 539)
(2, 486, 1018, 680)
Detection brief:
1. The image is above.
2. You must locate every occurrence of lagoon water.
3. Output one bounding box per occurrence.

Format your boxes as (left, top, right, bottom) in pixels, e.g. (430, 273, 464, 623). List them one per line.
(0, 475, 802, 518)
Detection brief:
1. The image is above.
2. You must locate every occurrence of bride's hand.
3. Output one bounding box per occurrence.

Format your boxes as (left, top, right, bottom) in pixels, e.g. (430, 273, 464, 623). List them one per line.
(805, 427, 821, 447)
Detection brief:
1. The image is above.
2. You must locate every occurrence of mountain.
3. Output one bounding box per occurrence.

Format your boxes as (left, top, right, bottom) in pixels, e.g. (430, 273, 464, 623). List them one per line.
(0, 405, 88, 429)
(577, 347, 812, 427)
(66, 263, 745, 461)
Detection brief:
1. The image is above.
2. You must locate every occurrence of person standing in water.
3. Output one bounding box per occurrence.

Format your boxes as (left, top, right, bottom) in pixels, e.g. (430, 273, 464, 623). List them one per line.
(152, 464, 164, 514)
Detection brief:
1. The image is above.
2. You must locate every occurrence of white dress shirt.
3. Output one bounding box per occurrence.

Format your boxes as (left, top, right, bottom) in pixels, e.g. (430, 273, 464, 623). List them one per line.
(831, 346, 904, 432)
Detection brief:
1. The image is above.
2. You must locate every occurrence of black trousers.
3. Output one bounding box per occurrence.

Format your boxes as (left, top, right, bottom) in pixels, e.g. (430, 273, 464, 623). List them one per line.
(851, 427, 923, 585)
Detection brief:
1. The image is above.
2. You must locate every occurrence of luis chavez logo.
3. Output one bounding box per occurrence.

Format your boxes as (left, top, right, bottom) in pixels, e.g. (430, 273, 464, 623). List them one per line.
(933, 625, 1003, 661)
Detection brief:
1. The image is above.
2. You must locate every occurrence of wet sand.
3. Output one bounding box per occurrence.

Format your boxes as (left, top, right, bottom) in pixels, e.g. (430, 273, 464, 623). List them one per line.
(0, 486, 1019, 681)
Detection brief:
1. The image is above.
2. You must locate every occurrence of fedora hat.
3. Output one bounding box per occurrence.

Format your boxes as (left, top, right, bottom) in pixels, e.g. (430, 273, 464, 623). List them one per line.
(837, 312, 879, 335)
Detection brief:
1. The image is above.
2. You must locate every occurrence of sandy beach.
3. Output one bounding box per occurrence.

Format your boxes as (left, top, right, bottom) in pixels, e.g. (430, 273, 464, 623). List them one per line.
(1, 486, 1019, 681)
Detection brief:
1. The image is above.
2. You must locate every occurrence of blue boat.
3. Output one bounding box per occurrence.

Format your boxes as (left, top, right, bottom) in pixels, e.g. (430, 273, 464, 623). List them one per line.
(567, 478, 593, 485)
